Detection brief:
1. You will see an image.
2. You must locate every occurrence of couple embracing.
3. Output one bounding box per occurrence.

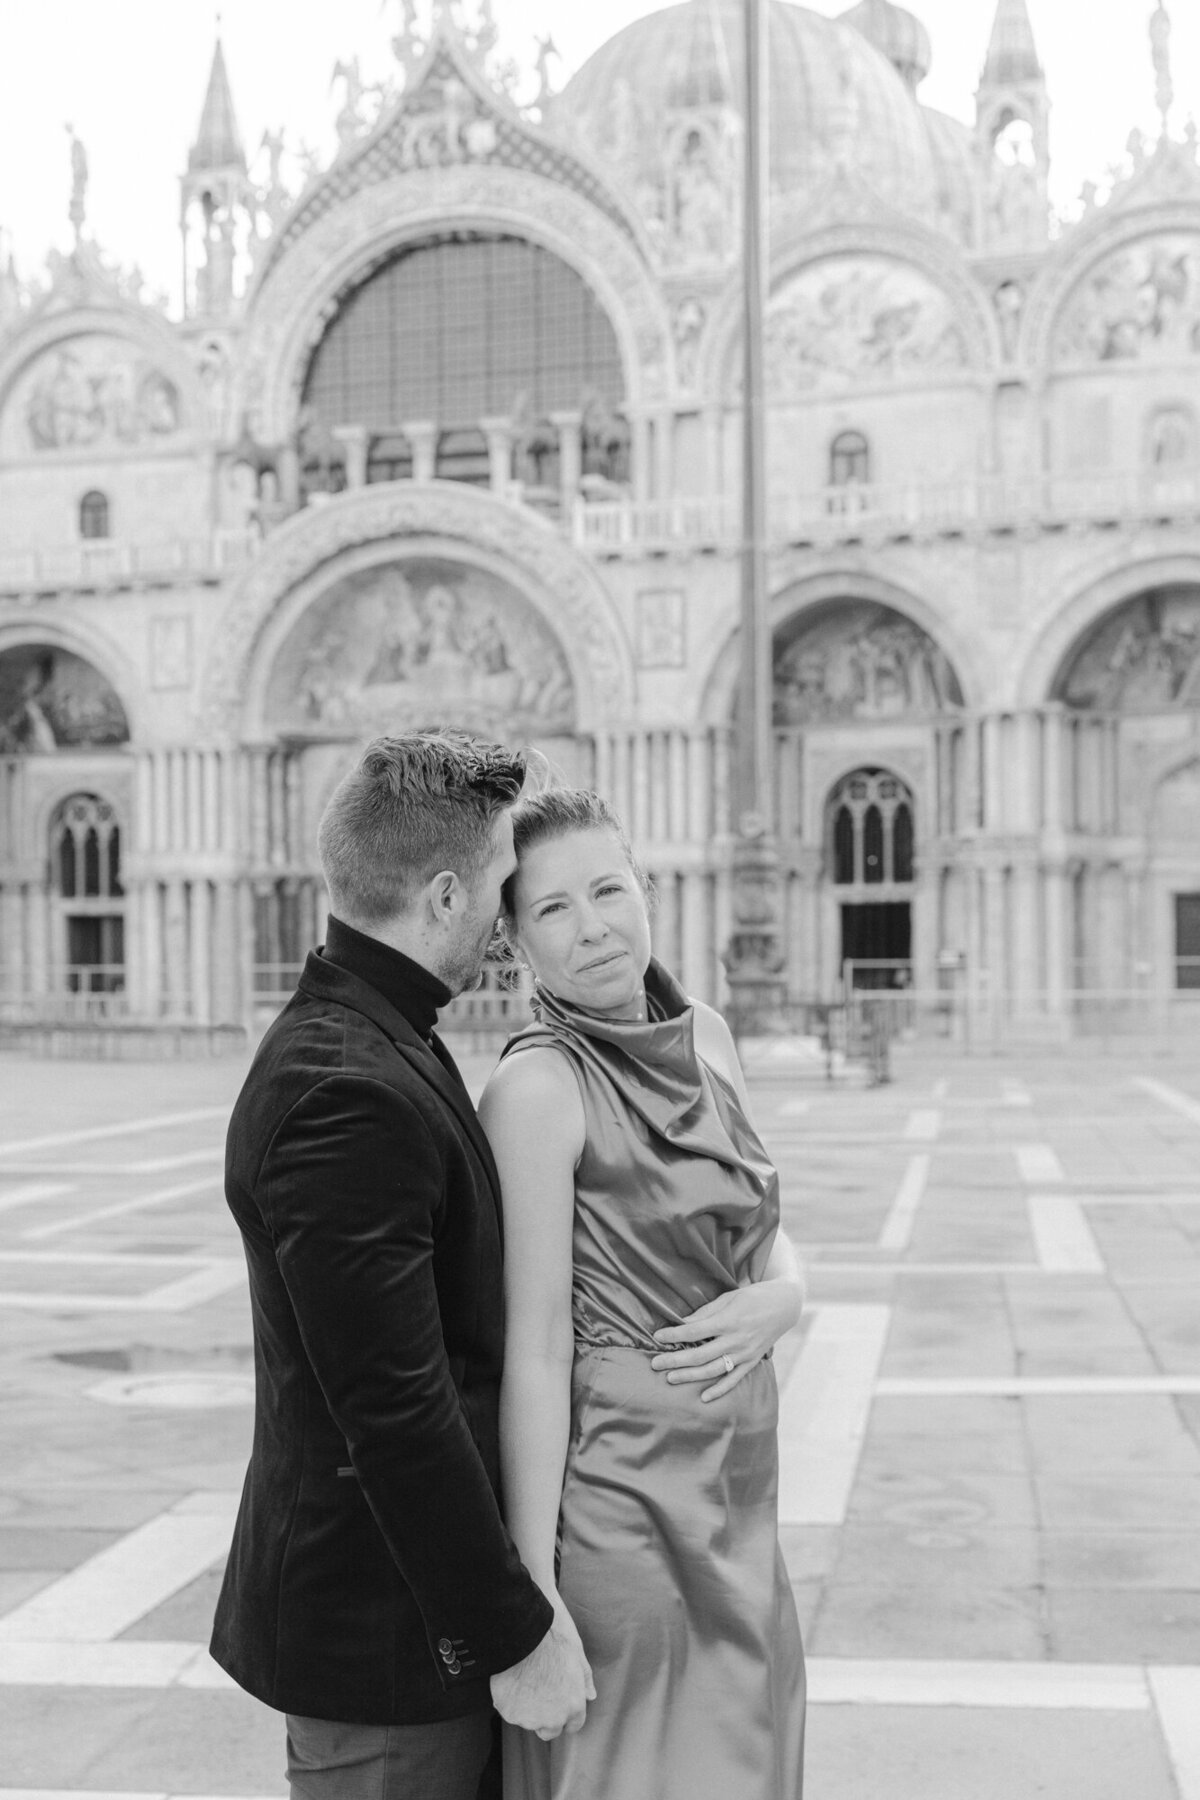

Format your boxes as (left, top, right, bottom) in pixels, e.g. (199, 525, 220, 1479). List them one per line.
(211, 731, 807, 1800)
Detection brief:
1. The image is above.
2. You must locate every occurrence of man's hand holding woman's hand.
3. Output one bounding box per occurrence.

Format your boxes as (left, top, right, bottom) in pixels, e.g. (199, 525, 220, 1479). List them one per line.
(490, 1599, 596, 1740)
(650, 1277, 805, 1401)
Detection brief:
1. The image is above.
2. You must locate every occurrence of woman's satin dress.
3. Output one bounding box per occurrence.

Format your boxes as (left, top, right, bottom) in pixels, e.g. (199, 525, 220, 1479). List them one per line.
(500, 960, 805, 1800)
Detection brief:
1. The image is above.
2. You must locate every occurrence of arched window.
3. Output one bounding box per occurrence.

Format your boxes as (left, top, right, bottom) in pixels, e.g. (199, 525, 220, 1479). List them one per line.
(829, 430, 871, 487)
(52, 794, 123, 900)
(827, 768, 916, 886)
(833, 805, 855, 884)
(301, 235, 625, 494)
(79, 491, 110, 540)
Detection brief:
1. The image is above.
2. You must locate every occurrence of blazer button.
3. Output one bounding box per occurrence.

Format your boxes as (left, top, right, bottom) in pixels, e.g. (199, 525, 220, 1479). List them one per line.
(437, 1638, 453, 1657)
(447, 1657, 462, 1675)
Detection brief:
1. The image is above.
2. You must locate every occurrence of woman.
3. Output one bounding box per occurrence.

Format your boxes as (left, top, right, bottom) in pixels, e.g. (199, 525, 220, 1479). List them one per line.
(479, 788, 806, 1800)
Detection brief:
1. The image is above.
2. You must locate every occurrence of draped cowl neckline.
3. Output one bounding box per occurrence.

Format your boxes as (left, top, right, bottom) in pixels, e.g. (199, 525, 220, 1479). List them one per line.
(521, 959, 771, 1194)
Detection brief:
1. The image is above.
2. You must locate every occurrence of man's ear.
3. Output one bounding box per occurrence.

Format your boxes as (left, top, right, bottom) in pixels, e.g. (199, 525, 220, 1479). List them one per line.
(427, 868, 463, 925)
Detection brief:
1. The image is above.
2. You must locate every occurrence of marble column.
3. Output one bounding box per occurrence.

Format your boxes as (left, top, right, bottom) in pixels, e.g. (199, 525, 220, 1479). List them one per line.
(212, 880, 239, 1026)
(402, 420, 438, 484)
(163, 878, 188, 1017)
(654, 407, 674, 502)
(190, 878, 212, 1025)
(630, 413, 652, 505)
(681, 872, 709, 999)
(549, 411, 583, 517)
(332, 425, 369, 489)
(480, 416, 514, 497)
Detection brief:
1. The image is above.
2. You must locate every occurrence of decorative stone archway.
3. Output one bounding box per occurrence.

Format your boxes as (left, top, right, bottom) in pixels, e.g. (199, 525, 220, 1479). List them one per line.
(199, 483, 636, 741)
(235, 166, 670, 444)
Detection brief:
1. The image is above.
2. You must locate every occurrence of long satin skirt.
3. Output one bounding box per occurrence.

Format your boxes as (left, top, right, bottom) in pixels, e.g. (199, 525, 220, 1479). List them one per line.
(504, 1345, 806, 1800)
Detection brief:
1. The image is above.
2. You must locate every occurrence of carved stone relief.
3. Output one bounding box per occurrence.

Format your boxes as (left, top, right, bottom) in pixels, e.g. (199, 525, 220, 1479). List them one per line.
(0, 646, 129, 752)
(765, 257, 968, 397)
(265, 559, 574, 739)
(17, 335, 182, 451)
(773, 602, 963, 726)
(1058, 585, 1200, 711)
(1053, 233, 1200, 364)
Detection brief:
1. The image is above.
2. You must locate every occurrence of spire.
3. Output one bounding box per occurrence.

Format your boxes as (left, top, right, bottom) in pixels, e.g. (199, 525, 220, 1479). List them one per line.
(1149, 3, 1174, 140)
(980, 0, 1042, 89)
(188, 38, 246, 175)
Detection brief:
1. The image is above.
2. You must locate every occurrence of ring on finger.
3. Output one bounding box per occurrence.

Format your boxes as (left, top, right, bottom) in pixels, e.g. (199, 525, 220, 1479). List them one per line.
(721, 1353, 735, 1375)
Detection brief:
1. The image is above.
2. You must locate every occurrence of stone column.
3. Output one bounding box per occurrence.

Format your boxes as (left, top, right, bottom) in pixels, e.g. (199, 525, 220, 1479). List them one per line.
(277, 445, 301, 510)
(702, 405, 723, 498)
(654, 407, 674, 502)
(1011, 861, 1041, 1009)
(190, 878, 212, 1025)
(163, 878, 188, 1018)
(668, 732, 688, 845)
(332, 425, 369, 489)
(212, 880, 239, 1026)
(630, 412, 652, 505)
(676, 871, 700, 997)
(549, 411, 583, 516)
(982, 714, 1004, 832)
(402, 420, 438, 484)
(141, 881, 163, 1020)
(480, 417, 514, 497)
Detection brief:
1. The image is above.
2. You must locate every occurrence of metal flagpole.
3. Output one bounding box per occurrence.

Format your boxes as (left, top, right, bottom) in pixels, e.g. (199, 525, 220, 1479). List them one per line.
(723, 0, 785, 1034)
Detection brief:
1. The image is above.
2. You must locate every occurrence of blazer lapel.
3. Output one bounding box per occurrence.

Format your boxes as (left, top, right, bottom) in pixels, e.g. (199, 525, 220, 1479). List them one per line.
(297, 956, 503, 1207)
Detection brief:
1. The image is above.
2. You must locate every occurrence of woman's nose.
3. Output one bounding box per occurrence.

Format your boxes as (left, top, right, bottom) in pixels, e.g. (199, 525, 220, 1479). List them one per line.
(576, 905, 608, 942)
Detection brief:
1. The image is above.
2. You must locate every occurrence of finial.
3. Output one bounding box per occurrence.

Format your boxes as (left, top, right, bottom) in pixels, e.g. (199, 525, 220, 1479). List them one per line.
(1150, 2, 1173, 140)
(65, 123, 88, 242)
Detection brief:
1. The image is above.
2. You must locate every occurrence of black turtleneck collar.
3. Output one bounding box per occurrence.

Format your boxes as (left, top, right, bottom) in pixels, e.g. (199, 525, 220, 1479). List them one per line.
(321, 916, 451, 1041)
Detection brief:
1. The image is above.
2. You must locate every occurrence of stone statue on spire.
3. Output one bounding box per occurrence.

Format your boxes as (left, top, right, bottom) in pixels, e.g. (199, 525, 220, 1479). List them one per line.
(534, 34, 560, 110)
(65, 125, 88, 241)
(1149, 2, 1173, 140)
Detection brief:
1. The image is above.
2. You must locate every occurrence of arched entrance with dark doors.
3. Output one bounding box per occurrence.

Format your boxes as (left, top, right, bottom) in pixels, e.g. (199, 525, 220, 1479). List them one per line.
(827, 767, 916, 989)
(768, 594, 964, 1000)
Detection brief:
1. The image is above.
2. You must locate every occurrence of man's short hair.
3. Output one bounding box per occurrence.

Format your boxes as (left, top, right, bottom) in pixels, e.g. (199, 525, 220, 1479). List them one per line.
(317, 731, 526, 922)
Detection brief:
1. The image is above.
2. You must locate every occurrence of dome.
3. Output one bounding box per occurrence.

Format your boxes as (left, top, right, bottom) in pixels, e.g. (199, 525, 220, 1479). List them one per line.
(920, 106, 979, 242)
(840, 0, 931, 92)
(555, 0, 942, 221)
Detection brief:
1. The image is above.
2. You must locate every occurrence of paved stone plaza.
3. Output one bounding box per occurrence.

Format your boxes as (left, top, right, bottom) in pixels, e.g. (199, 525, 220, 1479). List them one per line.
(0, 1043, 1198, 1798)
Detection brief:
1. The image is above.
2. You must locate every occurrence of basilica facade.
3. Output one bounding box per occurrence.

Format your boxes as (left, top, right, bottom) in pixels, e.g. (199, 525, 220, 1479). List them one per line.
(2, 0, 1200, 1043)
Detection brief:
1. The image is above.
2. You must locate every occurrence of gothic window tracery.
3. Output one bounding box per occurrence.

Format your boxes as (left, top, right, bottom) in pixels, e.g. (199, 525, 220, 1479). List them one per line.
(52, 794, 123, 901)
(827, 769, 916, 887)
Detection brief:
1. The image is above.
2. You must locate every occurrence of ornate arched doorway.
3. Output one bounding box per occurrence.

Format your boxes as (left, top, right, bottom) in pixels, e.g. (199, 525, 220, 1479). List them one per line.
(1053, 581, 1200, 992)
(768, 597, 962, 999)
(827, 767, 916, 988)
(0, 643, 131, 1019)
(248, 551, 580, 1005)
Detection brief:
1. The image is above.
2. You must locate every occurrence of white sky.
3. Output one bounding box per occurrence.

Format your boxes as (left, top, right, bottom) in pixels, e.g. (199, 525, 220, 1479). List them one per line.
(0, 0, 1197, 314)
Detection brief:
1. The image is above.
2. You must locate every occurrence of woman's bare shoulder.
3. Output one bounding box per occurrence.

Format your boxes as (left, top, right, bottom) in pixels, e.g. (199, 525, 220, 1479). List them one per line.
(479, 1042, 585, 1154)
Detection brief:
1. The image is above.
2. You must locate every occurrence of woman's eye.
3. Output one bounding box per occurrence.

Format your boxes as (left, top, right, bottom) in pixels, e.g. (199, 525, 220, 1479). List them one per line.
(597, 884, 623, 897)
(537, 902, 564, 917)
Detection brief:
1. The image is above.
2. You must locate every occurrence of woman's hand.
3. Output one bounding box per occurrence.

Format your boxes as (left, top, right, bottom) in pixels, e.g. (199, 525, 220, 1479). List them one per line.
(650, 1277, 805, 1402)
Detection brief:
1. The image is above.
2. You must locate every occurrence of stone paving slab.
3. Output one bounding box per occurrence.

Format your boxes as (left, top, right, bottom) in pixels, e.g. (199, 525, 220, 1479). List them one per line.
(1, 1049, 1198, 1796)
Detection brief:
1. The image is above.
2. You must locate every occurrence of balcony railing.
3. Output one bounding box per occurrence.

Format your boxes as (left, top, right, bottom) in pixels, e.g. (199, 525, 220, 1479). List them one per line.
(573, 467, 1200, 554)
(0, 965, 129, 1023)
(0, 529, 261, 594)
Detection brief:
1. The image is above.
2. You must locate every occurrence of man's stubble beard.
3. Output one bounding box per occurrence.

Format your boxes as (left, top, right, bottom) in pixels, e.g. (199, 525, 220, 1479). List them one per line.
(439, 909, 500, 998)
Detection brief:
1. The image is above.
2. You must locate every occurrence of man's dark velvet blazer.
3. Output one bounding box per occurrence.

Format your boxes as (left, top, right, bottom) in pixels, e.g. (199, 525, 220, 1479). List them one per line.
(210, 926, 553, 1725)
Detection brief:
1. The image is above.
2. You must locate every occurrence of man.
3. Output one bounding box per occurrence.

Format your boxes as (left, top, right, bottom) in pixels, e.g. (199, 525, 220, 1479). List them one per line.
(211, 732, 593, 1799)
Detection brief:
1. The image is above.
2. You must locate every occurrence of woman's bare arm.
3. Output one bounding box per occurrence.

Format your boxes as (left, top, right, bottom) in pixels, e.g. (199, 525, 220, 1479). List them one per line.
(479, 1047, 586, 1596)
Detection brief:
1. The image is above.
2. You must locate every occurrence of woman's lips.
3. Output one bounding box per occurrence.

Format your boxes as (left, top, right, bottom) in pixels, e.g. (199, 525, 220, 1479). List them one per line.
(578, 949, 626, 972)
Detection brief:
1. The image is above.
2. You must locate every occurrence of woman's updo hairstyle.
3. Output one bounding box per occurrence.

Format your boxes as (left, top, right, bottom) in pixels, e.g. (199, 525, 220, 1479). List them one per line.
(498, 785, 654, 946)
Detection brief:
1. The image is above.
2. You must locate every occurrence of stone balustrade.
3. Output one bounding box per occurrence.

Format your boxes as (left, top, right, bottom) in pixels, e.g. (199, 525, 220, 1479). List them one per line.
(573, 466, 1200, 554)
(0, 529, 261, 596)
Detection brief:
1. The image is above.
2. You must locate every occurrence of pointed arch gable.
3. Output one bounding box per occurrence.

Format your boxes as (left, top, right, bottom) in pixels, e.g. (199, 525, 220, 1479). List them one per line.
(699, 220, 999, 400)
(696, 567, 983, 726)
(236, 167, 670, 444)
(1023, 202, 1200, 373)
(1016, 551, 1200, 708)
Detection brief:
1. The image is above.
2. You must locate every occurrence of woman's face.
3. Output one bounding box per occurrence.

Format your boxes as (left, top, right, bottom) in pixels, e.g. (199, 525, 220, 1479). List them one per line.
(511, 827, 652, 1015)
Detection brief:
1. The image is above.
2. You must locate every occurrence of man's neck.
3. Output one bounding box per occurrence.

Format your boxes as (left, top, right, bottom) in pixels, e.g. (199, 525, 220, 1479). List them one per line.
(338, 913, 443, 985)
